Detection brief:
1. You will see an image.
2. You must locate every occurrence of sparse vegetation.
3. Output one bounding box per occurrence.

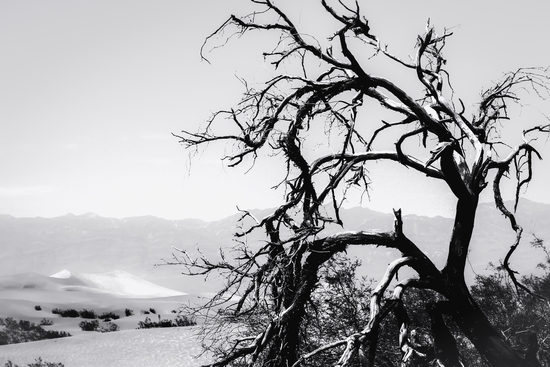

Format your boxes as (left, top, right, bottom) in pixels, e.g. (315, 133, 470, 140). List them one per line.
(78, 319, 99, 331)
(78, 309, 97, 319)
(0, 317, 70, 345)
(51, 308, 79, 318)
(78, 319, 119, 332)
(125, 308, 134, 317)
(148, 308, 156, 314)
(50, 308, 124, 321)
(98, 311, 119, 320)
(173, 315, 195, 327)
(5, 358, 65, 367)
(39, 318, 53, 326)
(137, 317, 158, 329)
(100, 322, 119, 333)
(140, 309, 150, 315)
(34, 305, 41, 311)
(136, 315, 196, 329)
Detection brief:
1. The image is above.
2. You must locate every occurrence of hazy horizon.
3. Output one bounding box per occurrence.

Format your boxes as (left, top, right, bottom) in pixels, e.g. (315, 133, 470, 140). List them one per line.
(0, 197, 542, 221)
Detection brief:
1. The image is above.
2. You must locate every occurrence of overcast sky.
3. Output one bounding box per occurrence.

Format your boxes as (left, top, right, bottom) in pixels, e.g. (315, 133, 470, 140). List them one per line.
(1, 0, 549, 221)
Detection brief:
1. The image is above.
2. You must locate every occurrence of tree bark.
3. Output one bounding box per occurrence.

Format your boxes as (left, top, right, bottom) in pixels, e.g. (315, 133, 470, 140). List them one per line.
(443, 197, 535, 366)
(265, 321, 301, 367)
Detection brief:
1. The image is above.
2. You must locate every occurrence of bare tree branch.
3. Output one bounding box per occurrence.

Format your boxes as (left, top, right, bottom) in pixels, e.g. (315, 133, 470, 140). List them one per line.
(176, 2, 550, 366)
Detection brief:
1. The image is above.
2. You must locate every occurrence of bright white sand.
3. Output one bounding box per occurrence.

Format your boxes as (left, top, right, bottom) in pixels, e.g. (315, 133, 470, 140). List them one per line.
(0, 326, 213, 367)
(50, 269, 186, 298)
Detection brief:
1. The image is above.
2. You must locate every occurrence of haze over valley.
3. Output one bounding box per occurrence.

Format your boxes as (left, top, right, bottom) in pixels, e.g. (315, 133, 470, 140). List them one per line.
(1, 199, 548, 292)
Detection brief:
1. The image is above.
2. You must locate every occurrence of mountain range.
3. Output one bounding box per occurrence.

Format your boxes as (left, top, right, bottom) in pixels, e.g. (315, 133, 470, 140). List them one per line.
(0, 199, 549, 294)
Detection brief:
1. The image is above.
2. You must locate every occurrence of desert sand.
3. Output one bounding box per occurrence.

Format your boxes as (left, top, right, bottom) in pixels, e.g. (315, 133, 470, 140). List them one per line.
(0, 270, 215, 366)
(0, 327, 212, 367)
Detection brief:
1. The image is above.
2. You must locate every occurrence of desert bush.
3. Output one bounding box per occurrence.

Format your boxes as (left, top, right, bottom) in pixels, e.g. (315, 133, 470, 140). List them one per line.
(174, 315, 196, 327)
(51, 308, 79, 318)
(137, 315, 196, 329)
(125, 308, 134, 317)
(149, 308, 156, 314)
(158, 319, 173, 328)
(99, 322, 119, 333)
(0, 317, 70, 345)
(98, 311, 119, 320)
(5, 357, 65, 367)
(140, 309, 150, 315)
(78, 320, 99, 331)
(136, 317, 154, 329)
(78, 319, 119, 333)
(78, 309, 97, 319)
(39, 318, 53, 326)
(34, 305, 41, 311)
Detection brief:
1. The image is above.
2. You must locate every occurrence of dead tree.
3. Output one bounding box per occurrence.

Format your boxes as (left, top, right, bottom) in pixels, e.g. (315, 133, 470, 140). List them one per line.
(173, 1, 550, 366)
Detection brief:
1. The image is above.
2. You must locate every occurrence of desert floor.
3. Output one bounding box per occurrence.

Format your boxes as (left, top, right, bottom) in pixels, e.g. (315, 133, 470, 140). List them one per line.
(0, 326, 212, 367)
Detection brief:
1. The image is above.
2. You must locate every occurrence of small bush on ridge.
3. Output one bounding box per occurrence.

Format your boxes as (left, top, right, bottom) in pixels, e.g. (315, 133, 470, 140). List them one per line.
(100, 322, 119, 333)
(174, 315, 195, 327)
(39, 318, 53, 326)
(78, 320, 99, 331)
(78, 319, 118, 332)
(5, 357, 64, 367)
(98, 311, 119, 320)
(78, 309, 97, 319)
(51, 308, 79, 318)
(136, 315, 196, 329)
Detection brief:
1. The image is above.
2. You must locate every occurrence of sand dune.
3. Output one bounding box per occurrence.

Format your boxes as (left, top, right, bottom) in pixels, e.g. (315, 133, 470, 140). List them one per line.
(0, 269, 185, 298)
(49, 269, 186, 298)
(0, 270, 212, 367)
(0, 270, 205, 332)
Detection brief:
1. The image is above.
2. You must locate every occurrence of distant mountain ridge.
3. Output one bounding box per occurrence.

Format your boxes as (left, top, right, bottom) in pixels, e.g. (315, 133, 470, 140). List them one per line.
(0, 199, 549, 292)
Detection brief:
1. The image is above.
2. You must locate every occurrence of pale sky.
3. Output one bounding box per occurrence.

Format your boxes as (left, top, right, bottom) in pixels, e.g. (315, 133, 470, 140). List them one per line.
(1, 0, 549, 221)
